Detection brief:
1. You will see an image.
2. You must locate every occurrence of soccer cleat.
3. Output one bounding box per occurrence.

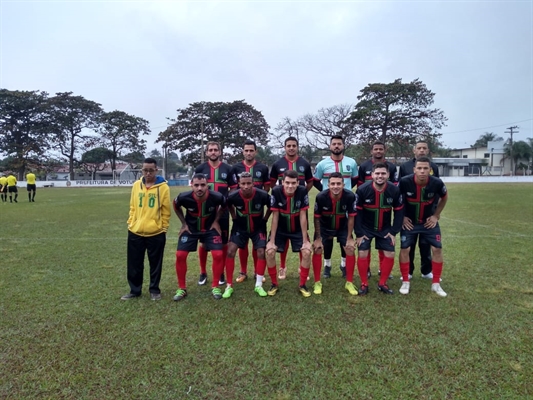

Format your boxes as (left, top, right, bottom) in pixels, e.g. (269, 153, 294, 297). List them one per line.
(409, 274, 413, 280)
(198, 273, 208, 286)
(218, 274, 226, 286)
(150, 293, 162, 301)
(173, 289, 187, 301)
(340, 266, 346, 278)
(323, 266, 332, 278)
(299, 285, 311, 298)
(431, 283, 447, 297)
(222, 286, 234, 299)
(236, 273, 248, 283)
(212, 287, 223, 300)
(313, 281, 323, 295)
(120, 293, 140, 300)
(278, 267, 287, 280)
(267, 284, 279, 296)
(378, 284, 394, 295)
(422, 272, 442, 282)
(399, 281, 410, 295)
(358, 284, 369, 296)
(254, 286, 268, 297)
(345, 281, 358, 296)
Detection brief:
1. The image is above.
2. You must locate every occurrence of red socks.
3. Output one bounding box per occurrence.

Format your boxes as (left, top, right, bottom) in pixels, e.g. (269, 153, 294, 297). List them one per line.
(238, 247, 248, 274)
(225, 257, 235, 286)
(268, 266, 278, 286)
(400, 261, 410, 281)
(379, 256, 394, 286)
(432, 261, 443, 283)
(175, 250, 189, 289)
(358, 257, 369, 286)
(346, 254, 355, 282)
(299, 266, 310, 286)
(211, 250, 224, 288)
(312, 253, 322, 282)
(256, 259, 266, 276)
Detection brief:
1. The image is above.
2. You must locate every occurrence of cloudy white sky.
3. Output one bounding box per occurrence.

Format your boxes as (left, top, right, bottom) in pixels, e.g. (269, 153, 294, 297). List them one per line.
(1, 1, 531, 152)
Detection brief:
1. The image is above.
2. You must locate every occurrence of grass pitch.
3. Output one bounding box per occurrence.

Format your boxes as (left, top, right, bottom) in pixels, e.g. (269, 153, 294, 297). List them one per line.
(0, 184, 531, 399)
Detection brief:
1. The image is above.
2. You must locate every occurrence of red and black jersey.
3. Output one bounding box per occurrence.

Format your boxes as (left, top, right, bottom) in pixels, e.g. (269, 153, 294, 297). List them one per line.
(194, 162, 234, 197)
(227, 188, 270, 233)
(173, 190, 226, 233)
(357, 159, 398, 186)
(269, 156, 313, 187)
(399, 175, 447, 224)
(314, 189, 356, 231)
(230, 161, 270, 190)
(270, 185, 309, 234)
(355, 181, 404, 236)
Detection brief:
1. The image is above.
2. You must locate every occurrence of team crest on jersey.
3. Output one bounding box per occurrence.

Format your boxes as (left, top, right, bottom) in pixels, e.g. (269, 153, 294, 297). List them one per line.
(187, 208, 195, 212)
(407, 192, 414, 196)
(295, 201, 301, 208)
(428, 193, 434, 198)
(342, 205, 346, 210)
(280, 168, 286, 172)
(299, 166, 304, 172)
(255, 204, 261, 210)
(221, 173, 227, 179)
(181, 236, 188, 243)
(346, 165, 351, 171)
(236, 206, 243, 209)
(209, 207, 214, 212)
(255, 171, 261, 177)
(386, 198, 393, 204)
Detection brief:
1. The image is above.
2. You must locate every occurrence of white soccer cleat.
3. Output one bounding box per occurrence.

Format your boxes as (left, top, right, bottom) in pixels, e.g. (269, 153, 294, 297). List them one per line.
(399, 281, 410, 295)
(431, 283, 447, 297)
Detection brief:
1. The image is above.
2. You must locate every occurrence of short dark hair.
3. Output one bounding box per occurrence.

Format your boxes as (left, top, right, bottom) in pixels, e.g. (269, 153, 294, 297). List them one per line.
(143, 157, 157, 166)
(330, 135, 344, 144)
(415, 140, 429, 147)
(243, 140, 257, 150)
(192, 173, 207, 181)
(415, 156, 431, 165)
(372, 162, 388, 171)
(238, 171, 252, 180)
(283, 169, 299, 180)
(206, 141, 220, 151)
(329, 172, 343, 180)
(372, 141, 385, 149)
(285, 136, 299, 146)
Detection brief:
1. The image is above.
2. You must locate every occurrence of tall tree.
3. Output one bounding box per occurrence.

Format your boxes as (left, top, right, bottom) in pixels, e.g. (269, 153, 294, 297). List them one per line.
(97, 110, 150, 171)
(471, 132, 503, 148)
(80, 147, 113, 180)
(47, 92, 103, 180)
(503, 140, 532, 175)
(343, 78, 447, 148)
(0, 89, 51, 179)
(157, 100, 270, 166)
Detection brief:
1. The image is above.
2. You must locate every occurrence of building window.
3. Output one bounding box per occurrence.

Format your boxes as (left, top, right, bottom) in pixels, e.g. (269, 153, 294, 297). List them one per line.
(484, 153, 490, 158)
(463, 155, 467, 158)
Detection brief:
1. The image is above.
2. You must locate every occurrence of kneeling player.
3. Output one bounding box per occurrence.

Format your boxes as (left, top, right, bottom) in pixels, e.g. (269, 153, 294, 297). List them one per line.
(355, 163, 403, 295)
(398, 157, 448, 297)
(225, 172, 271, 298)
(312, 172, 357, 295)
(173, 173, 227, 301)
(265, 170, 312, 297)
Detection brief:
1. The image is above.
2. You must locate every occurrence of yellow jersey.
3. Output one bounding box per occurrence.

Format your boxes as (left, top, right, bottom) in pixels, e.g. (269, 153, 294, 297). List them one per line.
(26, 173, 36, 184)
(6, 175, 17, 187)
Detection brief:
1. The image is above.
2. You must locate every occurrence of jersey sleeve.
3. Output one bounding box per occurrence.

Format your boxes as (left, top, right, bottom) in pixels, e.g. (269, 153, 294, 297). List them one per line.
(304, 163, 313, 183)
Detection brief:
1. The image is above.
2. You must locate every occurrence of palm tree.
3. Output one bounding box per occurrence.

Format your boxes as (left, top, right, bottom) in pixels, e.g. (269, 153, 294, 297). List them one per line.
(503, 140, 533, 175)
(471, 132, 503, 148)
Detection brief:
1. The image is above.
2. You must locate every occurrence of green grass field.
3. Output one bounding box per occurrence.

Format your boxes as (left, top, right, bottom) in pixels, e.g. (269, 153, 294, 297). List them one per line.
(1, 183, 532, 399)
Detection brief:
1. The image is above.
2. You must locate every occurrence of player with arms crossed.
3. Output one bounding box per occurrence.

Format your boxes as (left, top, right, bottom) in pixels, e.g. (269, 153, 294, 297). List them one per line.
(266, 170, 312, 297)
(269, 137, 313, 280)
(194, 141, 235, 286)
(398, 157, 448, 297)
(173, 173, 227, 301)
(313, 135, 358, 279)
(229, 139, 270, 283)
(312, 172, 357, 295)
(224, 172, 271, 298)
(355, 163, 404, 295)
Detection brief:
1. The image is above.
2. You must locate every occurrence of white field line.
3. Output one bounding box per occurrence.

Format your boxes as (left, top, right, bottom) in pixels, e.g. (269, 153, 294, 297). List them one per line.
(441, 216, 529, 238)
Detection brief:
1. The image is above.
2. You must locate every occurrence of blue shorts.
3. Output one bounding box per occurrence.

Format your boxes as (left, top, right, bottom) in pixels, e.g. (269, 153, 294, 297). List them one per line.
(178, 229, 224, 252)
(230, 229, 267, 250)
(357, 228, 395, 252)
(272, 231, 306, 253)
(320, 228, 349, 247)
(400, 224, 442, 249)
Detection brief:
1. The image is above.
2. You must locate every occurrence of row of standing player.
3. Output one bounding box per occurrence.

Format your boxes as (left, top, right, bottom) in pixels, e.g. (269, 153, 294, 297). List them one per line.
(121, 136, 447, 300)
(0, 172, 37, 203)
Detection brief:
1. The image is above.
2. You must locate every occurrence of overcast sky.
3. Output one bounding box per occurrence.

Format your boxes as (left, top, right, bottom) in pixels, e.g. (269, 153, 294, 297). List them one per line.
(1, 1, 531, 152)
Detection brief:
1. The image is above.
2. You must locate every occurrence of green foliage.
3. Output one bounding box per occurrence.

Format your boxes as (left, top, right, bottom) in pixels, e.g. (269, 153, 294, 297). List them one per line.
(0, 89, 51, 179)
(344, 78, 447, 149)
(504, 140, 533, 174)
(471, 132, 503, 148)
(158, 100, 270, 165)
(97, 110, 150, 171)
(47, 92, 103, 180)
(0, 184, 531, 399)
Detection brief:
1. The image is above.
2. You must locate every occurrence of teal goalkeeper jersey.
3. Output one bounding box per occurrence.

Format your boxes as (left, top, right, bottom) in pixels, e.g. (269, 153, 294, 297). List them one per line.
(313, 156, 358, 189)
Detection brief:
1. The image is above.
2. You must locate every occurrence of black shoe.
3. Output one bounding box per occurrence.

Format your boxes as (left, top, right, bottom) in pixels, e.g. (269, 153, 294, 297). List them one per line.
(120, 293, 140, 300)
(218, 274, 226, 286)
(340, 266, 346, 278)
(359, 284, 369, 295)
(198, 273, 208, 286)
(150, 293, 162, 301)
(323, 266, 331, 278)
(378, 284, 394, 295)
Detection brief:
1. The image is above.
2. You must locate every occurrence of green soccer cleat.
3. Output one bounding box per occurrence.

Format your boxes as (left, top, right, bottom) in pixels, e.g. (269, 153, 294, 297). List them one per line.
(254, 286, 268, 297)
(313, 281, 323, 295)
(345, 281, 358, 296)
(212, 287, 223, 300)
(222, 286, 234, 299)
(173, 289, 187, 302)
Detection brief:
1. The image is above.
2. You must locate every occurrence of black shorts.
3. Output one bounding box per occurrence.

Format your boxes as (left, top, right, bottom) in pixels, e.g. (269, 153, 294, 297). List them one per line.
(27, 184, 36, 192)
(230, 229, 267, 249)
(400, 224, 442, 249)
(8, 186, 17, 193)
(357, 228, 396, 252)
(272, 231, 306, 253)
(219, 214, 229, 245)
(178, 229, 224, 252)
(320, 228, 348, 247)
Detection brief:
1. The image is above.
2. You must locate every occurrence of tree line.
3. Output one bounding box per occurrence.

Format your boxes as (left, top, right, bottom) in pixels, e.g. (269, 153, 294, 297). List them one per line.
(1, 78, 451, 179)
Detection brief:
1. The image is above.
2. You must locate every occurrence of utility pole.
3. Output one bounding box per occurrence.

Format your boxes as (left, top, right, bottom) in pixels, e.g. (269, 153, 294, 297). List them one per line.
(505, 126, 519, 175)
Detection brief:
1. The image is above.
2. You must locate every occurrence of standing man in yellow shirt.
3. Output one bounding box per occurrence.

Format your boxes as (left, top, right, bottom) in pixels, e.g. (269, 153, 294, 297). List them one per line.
(26, 171, 37, 202)
(0, 175, 7, 203)
(121, 158, 171, 301)
(6, 173, 18, 203)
